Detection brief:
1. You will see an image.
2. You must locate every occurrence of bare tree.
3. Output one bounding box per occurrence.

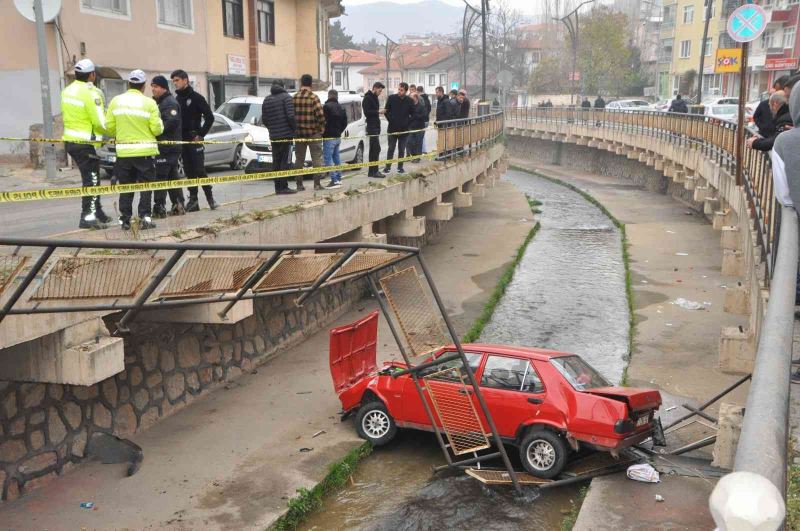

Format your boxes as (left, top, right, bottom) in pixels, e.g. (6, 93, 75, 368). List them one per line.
(487, 0, 528, 93)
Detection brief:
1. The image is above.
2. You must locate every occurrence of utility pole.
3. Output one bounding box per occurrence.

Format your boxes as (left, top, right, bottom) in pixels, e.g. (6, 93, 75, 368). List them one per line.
(481, 0, 488, 102)
(34, 0, 57, 181)
(377, 31, 398, 92)
(697, 0, 714, 103)
(460, 4, 480, 91)
(556, 0, 595, 106)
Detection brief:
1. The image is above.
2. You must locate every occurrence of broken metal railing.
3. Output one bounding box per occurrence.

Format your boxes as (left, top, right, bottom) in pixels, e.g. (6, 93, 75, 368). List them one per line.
(0, 236, 524, 491)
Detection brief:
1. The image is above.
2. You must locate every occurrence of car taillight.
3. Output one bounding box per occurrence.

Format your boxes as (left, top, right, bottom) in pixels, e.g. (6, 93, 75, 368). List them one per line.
(614, 419, 635, 434)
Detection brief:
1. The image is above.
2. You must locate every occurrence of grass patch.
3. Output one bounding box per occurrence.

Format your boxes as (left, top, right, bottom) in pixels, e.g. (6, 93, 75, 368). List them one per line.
(278, 204, 302, 215)
(170, 228, 189, 239)
(462, 196, 541, 344)
(512, 164, 637, 382)
(216, 213, 248, 227)
(250, 208, 274, 221)
(560, 486, 589, 531)
(271, 442, 372, 530)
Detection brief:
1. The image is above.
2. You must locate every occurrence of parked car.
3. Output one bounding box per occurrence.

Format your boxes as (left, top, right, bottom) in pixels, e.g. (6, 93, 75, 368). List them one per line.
(705, 104, 739, 123)
(702, 97, 739, 106)
(606, 99, 652, 111)
(330, 312, 663, 479)
(216, 92, 382, 174)
(97, 113, 247, 178)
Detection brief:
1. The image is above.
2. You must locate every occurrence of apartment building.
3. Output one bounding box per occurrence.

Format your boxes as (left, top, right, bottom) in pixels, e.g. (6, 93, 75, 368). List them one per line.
(359, 44, 453, 93)
(0, 0, 342, 154)
(329, 49, 383, 93)
(744, 0, 799, 98)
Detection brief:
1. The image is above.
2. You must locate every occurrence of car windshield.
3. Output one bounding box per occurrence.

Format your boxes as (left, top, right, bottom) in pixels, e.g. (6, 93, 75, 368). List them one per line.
(711, 105, 737, 116)
(550, 356, 610, 391)
(630, 101, 650, 107)
(216, 102, 261, 125)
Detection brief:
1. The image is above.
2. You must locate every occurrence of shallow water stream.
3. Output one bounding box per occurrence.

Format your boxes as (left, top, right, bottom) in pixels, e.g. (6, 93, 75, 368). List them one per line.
(301, 169, 630, 530)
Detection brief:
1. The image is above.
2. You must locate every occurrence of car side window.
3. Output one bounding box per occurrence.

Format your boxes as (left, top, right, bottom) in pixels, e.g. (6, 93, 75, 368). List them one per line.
(481, 356, 543, 393)
(353, 103, 363, 121)
(419, 352, 482, 382)
(345, 103, 356, 124)
(209, 118, 230, 134)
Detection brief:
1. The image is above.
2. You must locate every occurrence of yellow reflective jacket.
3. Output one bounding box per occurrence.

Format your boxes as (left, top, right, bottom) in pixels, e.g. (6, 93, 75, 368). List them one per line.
(60, 80, 107, 147)
(106, 89, 164, 158)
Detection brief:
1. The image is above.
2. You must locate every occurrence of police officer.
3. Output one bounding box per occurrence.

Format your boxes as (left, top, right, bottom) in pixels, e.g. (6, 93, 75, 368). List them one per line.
(150, 75, 185, 217)
(106, 70, 164, 230)
(170, 69, 217, 212)
(61, 58, 112, 229)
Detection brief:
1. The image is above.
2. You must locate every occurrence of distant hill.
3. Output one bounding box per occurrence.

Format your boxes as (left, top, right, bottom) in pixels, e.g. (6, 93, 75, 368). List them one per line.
(340, 1, 463, 43)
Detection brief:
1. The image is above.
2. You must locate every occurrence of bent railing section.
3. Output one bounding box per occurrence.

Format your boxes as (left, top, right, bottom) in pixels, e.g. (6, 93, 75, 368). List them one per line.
(506, 106, 798, 527)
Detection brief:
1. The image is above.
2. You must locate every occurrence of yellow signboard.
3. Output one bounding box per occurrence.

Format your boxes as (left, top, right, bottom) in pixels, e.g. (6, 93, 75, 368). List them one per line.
(715, 48, 743, 73)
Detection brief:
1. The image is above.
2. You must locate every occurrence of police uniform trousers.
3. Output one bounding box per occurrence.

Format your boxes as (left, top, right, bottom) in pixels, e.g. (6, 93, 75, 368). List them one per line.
(153, 153, 185, 208)
(182, 144, 212, 200)
(65, 142, 105, 217)
(114, 156, 156, 220)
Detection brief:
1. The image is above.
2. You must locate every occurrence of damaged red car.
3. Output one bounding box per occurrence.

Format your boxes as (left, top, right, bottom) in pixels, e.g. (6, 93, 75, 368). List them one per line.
(329, 311, 663, 479)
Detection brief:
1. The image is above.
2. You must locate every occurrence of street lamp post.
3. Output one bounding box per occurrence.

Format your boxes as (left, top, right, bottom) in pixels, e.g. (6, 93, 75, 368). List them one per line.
(460, 5, 480, 91)
(378, 31, 399, 92)
(697, 0, 714, 103)
(463, 0, 489, 102)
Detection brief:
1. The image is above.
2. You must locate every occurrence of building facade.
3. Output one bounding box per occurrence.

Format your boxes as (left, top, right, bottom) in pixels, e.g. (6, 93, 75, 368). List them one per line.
(359, 44, 453, 94)
(329, 49, 382, 93)
(0, 0, 342, 154)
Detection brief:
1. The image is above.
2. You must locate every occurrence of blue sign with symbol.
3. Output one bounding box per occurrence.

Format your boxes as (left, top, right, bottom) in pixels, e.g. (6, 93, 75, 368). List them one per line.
(727, 4, 767, 43)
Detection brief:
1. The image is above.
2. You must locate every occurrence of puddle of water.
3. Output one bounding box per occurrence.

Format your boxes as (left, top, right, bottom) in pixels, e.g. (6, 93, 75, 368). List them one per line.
(301, 169, 629, 530)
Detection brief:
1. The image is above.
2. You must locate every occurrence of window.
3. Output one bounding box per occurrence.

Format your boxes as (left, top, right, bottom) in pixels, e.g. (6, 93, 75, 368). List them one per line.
(550, 356, 610, 391)
(662, 4, 675, 25)
(81, 0, 129, 16)
(257, 0, 275, 44)
(704, 37, 712, 57)
(428, 74, 436, 86)
(223, 0, 244, 38)
(761, 30, 776, 49)
(216, 101, 261, 124)
(208, 117, 231, 134)
(683, 5, 694, 24)
(680, 40, 691, 59)
(481, 356, 543, 393)
(344, 103, 356, 123)
(439, 74, 446, 86)
(659, 38, 674, 63)
(334, 70, 343, 87)
(784, 27, 796, 49)
(157, 0, 192, 30)
(419, 352, 482, 381)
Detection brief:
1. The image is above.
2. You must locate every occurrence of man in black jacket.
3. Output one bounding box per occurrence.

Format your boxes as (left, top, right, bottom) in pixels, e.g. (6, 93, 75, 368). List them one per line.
(322, 90, 347, 188)
(261, 81, 297, 194)
(435, 86, 449, 122)
(754, 75, 789, 138)
(447, 89, 461, 119)
(171, 69, 217, 212)
(458, 90, 470, 118)
(668, 94, 689, 113)
(384, 82, 415, 174)
(362, 82, 385, 177)
(408, 92, 428, 161)
(150, 76, 184, 218)
(748, 91, 792, 152)
(594, 95, 606, 109)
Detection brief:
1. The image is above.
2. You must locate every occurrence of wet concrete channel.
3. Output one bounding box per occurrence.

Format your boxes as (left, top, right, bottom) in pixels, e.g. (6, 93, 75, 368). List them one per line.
(301, 169, 630, 530)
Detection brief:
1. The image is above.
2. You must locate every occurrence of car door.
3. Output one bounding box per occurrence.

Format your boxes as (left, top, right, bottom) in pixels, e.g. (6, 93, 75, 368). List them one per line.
(339, 102, 356, 161)
(474, 354, 547, 438)
(204, 115, 233, 166)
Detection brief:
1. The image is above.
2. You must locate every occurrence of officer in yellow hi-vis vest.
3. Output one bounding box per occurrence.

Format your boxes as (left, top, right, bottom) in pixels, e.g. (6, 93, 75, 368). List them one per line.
(106, 70, 164, 230)
(61, 58, 112, 229)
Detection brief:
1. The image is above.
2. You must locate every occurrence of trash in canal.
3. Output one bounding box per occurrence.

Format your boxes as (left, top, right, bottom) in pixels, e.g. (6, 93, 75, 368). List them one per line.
(80, 502, 94, 509)
(299, 447, 314, 453)
(627, 463, 660, 483)
(312, 430, 326, 438)
(655, 494, 665, 502)
(671, 298, 708, 310)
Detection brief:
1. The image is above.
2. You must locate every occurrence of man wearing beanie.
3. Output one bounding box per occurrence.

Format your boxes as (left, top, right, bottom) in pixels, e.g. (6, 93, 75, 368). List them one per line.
(150, 75, 185, 217)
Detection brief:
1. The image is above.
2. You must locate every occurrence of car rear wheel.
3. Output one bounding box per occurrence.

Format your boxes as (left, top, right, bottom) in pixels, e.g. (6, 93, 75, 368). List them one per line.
(231, 144, 244, 170)
(355, 401, 397, 446)
(353, 142, 364, 165)
(519, 430, 567, 479)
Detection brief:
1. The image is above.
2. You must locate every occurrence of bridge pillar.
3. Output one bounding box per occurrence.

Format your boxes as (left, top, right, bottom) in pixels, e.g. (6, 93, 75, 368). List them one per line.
(140, 299, 254, 325)
(705, 196, 721, 216)
(694, 184, 709, 203)
(464, 178, 486, 198)
(713, 208, 737, 230)
(414, 197, 454, 222)
(721, 226, 742, 252)
(638, 151, 649, 163)
(722, 249, 746, 276)
(654, 158, 666, 171)
(443, 187, 472, 208)
(684, 173, 697, 190)
(719, 326, 756, 374)
(724, 281, 751, 315)
(385, 209, 426, 238)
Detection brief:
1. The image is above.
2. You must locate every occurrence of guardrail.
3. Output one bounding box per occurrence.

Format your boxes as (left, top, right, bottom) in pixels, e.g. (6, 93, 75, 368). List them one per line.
(505, 106, 798, 528)
(437, 112, 504, 160)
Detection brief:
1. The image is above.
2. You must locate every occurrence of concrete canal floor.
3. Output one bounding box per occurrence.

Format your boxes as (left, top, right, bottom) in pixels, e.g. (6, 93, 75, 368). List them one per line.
(0, 176, 534, 529)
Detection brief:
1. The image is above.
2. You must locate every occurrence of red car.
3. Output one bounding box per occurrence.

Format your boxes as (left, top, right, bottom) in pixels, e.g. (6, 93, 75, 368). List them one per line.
(330, 312, 663, 478)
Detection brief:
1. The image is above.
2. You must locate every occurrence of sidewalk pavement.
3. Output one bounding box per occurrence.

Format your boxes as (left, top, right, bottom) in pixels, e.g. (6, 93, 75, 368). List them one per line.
(513, 160, 746, 531)
(0, 178, 534, 530)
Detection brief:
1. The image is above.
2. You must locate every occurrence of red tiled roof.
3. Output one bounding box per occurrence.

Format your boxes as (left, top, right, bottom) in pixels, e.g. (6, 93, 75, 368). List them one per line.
(329, 49, 384, 65)
(359, 44, 456, 74)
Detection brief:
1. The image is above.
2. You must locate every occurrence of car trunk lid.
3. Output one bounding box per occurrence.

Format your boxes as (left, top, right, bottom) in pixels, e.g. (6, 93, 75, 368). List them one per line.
(329, 311, 379, 395)
(583, 387, 662, 413)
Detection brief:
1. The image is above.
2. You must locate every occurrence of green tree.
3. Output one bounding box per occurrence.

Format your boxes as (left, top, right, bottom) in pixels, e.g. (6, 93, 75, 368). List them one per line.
(577, 7, 633, 95)
(529, 55, 568, 95)
(330, 20, 355, 49)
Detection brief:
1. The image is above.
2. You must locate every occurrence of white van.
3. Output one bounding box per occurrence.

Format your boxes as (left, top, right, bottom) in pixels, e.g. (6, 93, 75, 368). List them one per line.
(216, 91, 383, 174)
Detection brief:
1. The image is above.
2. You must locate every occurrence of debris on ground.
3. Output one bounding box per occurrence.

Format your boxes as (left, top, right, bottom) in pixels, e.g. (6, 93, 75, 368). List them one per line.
(312, 430, 326, 438)
(297, 391, 312, 395)
(655, 494, 665, 502)
(675, 252, 689, 256)
(627, 463, 660, 483)
(299, 447, 314, 452)
(80, 502, 94, 509)
(671, 298, 710, 311)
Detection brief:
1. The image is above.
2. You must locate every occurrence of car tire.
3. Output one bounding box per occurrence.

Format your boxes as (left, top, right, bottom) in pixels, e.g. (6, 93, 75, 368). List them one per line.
(519, 429, 567, 479)
(354, 401, 397, 446)
(231, 144, 243, 170)
(353, 142, 364, 165)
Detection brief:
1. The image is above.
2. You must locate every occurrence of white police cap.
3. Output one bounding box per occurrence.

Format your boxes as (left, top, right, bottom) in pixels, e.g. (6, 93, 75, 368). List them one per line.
(128, 69, 147, 83)
(74, 59, 95, 73)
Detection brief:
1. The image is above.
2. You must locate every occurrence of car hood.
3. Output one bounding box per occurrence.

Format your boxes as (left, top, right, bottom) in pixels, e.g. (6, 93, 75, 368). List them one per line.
(242, 124, 271, 142)
(582, 387, 661, 412)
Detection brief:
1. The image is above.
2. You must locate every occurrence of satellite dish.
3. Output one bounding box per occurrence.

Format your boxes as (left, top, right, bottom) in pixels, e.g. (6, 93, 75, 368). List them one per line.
(498, 70, 513, 87)
(14, 0, 62, 23)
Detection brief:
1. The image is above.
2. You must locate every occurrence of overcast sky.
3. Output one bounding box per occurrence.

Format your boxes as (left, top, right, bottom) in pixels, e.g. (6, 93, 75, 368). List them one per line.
(342, 0, 543, 18)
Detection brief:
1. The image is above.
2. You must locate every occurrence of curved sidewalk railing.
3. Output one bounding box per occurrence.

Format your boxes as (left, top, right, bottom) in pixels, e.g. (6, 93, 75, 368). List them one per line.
(505, 106, 797, 528)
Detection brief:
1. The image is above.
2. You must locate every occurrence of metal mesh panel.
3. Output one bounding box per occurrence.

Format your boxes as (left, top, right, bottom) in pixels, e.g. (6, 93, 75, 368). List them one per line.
(254, 254, 337, 292)
(465, 469, 551, 486)
(423, 367, 490, 455)
(160, 256, 263, 297)
(380, 266, 448, 357)
(332, 252, 403, 279)
(30, 256, 163, 300)
(0, 255, 27, 295)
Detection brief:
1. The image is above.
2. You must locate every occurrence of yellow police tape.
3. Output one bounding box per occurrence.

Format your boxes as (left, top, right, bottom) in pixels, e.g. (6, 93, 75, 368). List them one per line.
(0, 126, 438, 146)
(0, 152, 442, 204)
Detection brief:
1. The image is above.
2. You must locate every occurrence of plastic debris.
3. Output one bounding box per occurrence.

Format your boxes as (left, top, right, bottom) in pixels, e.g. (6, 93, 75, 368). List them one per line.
(675, 252, 689, 256)
(80, 502, 94, 509)
(299, 447, 314, 452)
(666, 406, 678, 412)
(312, 430, 326, 438)
(627, 464, 660, 483)
(671, 298, 710, 311)
(666, 230, 675, 234)
(655, 494, 665, 502)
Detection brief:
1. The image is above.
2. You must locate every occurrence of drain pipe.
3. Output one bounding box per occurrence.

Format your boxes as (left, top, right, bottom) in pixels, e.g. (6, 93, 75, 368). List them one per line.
(709, 206, 798, 529)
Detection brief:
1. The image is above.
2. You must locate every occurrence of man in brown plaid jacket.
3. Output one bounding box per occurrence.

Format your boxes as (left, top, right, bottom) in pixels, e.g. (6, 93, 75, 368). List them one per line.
(292, 74, 326, 190)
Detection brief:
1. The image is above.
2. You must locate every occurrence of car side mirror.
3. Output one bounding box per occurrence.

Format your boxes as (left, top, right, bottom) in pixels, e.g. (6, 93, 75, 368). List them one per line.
(250, 116, 257, 125)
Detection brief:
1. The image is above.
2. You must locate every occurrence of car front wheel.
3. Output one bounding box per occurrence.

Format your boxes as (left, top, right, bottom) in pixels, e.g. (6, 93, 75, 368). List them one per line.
(355, 401, 397, 446)
(519, 430, 567, 479)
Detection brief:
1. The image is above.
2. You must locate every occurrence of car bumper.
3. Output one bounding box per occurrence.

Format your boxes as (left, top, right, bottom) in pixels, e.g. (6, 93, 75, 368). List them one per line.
(573, 427, 654, 451)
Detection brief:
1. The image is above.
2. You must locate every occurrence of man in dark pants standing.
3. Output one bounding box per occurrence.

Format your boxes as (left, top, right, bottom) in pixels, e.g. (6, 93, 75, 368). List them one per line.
(171, 69, 217, 212)
(458, 90, 471, 118)
(384, 82, 414, 174)
(362, 82, 385, 178)
(261, 81, 298, 194)
(150, 75, 185, 217)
